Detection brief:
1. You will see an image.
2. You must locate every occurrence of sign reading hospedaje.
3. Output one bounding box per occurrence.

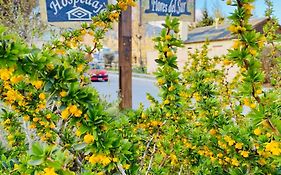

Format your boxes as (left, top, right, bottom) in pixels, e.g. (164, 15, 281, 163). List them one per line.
(142, 0, 195, 22)
(40, 0, 108, 27)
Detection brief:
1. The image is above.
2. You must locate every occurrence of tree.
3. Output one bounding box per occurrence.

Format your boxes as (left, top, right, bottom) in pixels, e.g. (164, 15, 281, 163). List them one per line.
(212, 0, 225, 24)
(0, 0, 45, 42)
(196, 0, 214, 27)
(261, 0, 281, 86)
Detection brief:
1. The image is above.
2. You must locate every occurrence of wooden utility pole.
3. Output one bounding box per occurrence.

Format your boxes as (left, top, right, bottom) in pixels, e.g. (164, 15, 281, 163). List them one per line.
(118, 6, 132, 109)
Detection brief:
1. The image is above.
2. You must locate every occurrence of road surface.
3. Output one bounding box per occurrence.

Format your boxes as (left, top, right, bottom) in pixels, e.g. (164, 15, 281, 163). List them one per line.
(91, 73, 159, 109)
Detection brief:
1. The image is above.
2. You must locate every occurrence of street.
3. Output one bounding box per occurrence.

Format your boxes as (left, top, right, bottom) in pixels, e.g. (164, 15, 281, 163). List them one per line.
(91, 73, 159, 109)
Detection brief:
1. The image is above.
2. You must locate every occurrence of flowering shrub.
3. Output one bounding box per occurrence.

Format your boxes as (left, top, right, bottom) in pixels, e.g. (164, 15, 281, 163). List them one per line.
(0, 0, 280, 174)
(0, 1, 138, 174)
(127, 0, 281, 174)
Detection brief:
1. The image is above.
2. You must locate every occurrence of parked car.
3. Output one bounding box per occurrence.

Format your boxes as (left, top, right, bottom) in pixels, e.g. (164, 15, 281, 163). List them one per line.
(89, 64, 108, 82)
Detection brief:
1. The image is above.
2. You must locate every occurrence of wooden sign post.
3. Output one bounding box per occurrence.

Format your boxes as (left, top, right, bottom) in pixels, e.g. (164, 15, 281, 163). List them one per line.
(118, 6, 132, 109)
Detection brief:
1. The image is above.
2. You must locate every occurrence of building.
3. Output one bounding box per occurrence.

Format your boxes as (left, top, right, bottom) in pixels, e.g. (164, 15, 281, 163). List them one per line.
(146, 18, 281, 73)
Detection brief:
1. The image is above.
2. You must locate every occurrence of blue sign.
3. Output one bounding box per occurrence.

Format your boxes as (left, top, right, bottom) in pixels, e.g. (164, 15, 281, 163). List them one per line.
(145, 0, 191, 17)
(46, 0, 108, 22)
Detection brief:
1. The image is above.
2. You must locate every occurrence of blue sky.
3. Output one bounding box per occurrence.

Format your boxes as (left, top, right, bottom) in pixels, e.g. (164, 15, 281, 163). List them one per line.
(196, 0, 281, 23)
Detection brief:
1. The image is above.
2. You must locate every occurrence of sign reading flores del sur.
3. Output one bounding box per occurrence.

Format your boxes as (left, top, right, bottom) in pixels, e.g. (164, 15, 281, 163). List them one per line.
(40, 0, 108, 26)
(143, 0, 195, 22)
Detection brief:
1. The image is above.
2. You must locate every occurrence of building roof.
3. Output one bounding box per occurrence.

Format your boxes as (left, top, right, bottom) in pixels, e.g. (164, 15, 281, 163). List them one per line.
(185, 18, 268, 44)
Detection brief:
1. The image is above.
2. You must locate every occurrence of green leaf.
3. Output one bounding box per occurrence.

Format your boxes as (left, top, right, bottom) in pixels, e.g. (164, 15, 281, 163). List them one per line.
(155, 59, 165, 65)
(28, 158, 44, 166)
(31, 143, 44, 156)
(46, 160, 62, 169)
(73, 143, 87, 151)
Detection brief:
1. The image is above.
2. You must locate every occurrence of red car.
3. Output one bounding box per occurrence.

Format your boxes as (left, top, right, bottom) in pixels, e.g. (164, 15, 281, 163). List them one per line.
(89, 64, 108, 82)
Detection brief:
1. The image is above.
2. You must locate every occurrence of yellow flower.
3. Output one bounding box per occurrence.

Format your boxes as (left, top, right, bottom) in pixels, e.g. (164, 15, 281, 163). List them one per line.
(10, 75, 23, 84)
(33, 118, 39, 122)
(60, 91, 67, 97)
(166, 51, 173, 57)
(217, 153, 223, 158)
(258, 36, 266, 47)
(123, 164, 130, 170)
(4, 119, 11, 125)
(254, 128, 262, 136)
(43, 167, 57, 175)
(23, 115, 30, 121)
(240, 151, 249, 158)
(231, 158, 239, 166)
(13, 164, 19, 170)
(224, 135, 231, 142)
(157, 78, 165, 85)
(209, 129, 217, 135)
(0, 69, 11, 81)
(250, 103, 257, 109)
(47, 63, 54, 70)
(89, 155, 99, 164)
(75, 130, 81, 137)
(49, 123, 56, 129)
(243, 3, 254, 13)
(223, 59, 232, 65)
(80, 29, 87, 35)
(235, 143, 243, 149)
(89, 154, 111, 166)
(112, 158, 118, 162)
(170, 153, 178, 165)
(210, 156, 216, 162)
(118, 1, 128, 11)
(46, 114, 52, 119)
(69, 105, 78, 114)
(237, 26, 246, 32)
(40, 121, 46, 126)
(249, 48, 257, 56)
(258, 158, 266, 166)
(39, 93, 46, 100)
(232, 39, 241, 49)
(165, 34, 172, 41)
(4, 82, 11, 90)
(84, 133, 94, 144)
(241, 68, 247, 72)
(228, 139, 235, 146)
(162, 46, 169, 53)
(38, 103, 46, 110)
(100, 156, 111, 166)
(265, 141, 281, 156)
(29, 124, 36, 129)
(243, 98, 250, 106)
(168, 86, 175, 91)
(226, 0, 232, 5)
(256, 89, 262, 95)
(127, 0, 136, 6)
(74, 110, 82, 117)
(46, 132, 52, 138)
(7, 134, 14, 140)
(109, 12, 120, 21)
(61, 108, 70, 120)
(77, 64, 84, 73)
(164, 99, 170, 105)
(32, 80, 43, 89)
(224, 157, 230, 162)
(228, 25, 238, 33)
(141, 112, 147, 119)
(55, 49, 66, 55)
(8, 140, 14, 146)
